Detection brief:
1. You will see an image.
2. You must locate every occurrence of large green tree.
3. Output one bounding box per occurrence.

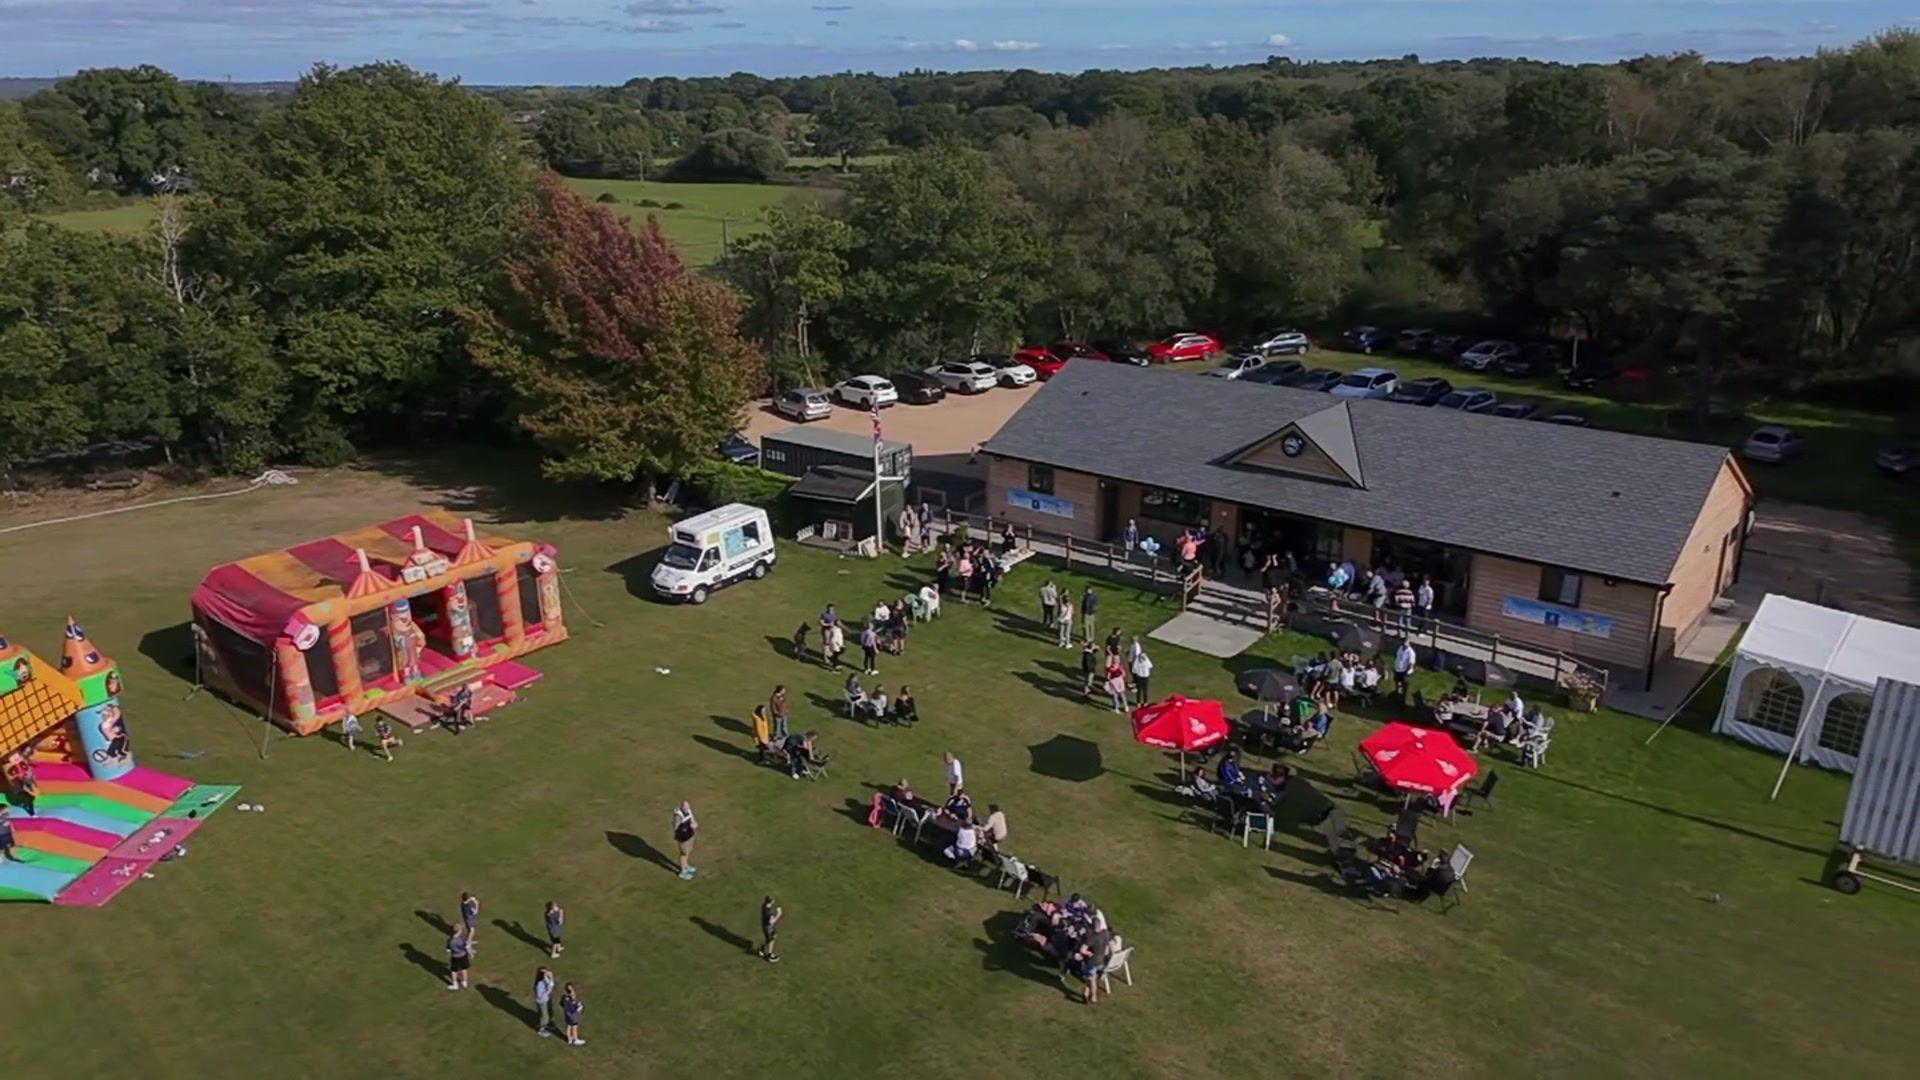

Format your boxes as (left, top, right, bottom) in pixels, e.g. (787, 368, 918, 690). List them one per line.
(718, 204, 852, 374)
(191, 63, 529, 461)
(472, 173, 759, 491)
(22, 65, 204, 190)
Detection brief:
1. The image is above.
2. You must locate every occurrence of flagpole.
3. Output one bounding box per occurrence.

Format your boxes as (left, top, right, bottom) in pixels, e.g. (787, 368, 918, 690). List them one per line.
(870, 401, 885, 558)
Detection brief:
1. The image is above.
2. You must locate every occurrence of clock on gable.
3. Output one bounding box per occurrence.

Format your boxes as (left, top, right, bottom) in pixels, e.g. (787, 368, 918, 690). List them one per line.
(1281, 434, 1307, 457)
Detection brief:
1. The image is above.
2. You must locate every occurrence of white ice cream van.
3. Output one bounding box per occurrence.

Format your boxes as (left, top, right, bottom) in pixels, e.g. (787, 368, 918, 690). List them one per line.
(650, 503, 776, 604)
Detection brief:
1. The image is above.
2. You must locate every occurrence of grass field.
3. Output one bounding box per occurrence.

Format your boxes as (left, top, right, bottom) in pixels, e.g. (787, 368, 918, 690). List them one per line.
(35, 199, 159, 234)
(556, 177, 800, 266)
(0, 452, 1915, 1077)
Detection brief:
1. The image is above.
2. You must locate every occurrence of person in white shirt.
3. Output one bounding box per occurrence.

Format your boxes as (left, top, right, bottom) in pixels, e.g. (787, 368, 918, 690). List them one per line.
(866, 687, 889, 720)
(1130, 646, 1154, 704)
(1340, 664, 1358, 692)
(1357, 664, 1381, 691)
(1506, 690, 1525, 720)
(944, 751, 964, 795)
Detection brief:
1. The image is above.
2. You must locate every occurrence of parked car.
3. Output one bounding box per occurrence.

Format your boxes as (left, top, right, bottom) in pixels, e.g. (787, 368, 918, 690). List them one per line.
(1207, 352, 1273, 379)
(1248, 328, 1312, 355)
(1386, 376, 1453, 406)
(1457, 340, 1519, 371)
(1344, 326, 1393, 354)
(1395, 328, 1435, 354)
(977, 354, 1037, 387)
(1877, 438, 1920, 478)
(888, 371, 946, 405)
(1539, 410, 1593, 427)
(1011, 345, 1065, 379)
(1429, 334, 1469, 362)
(1436, 388, 1499, 413)
(1491, 399, 1541, 420)
(1090, 339, 1151, 366)
(717, 432, 760, 466)
(1146, 332, 1225, 363)
(774, 386, 833, 421)
(833, 374, 898, 408)
(1287, 367, 1346, 392)
(1499, 343, 1563, 378)
(1050, 339, 1110, 361)
(1741, 424, 1806, 464)
(1562, 359, 1619, 390)
(1329, 366, 1400, 400)
(927, 359, 1000, 394)
(1239, 360, 1307, 386)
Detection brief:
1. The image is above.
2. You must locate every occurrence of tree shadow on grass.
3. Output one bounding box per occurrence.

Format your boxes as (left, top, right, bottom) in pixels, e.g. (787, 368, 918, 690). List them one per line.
(136, 622, 196, 686)
(605, 830, 677, 872)
(398, 942, 447, 985)
(415, 908, 452, 935)
(690, 915, 757, 955)
(492, 918, 546, 953)
(361, 448, 636, 524)
(478, 983, 540, 1029)
(692, 734, 758, 764)
(973, 911, 1075, 995)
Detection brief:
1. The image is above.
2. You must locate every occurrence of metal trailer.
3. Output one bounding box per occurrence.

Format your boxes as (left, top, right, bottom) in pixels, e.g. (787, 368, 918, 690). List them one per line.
(760, 425, 912, 484)
(1832, 677, 1920, 896)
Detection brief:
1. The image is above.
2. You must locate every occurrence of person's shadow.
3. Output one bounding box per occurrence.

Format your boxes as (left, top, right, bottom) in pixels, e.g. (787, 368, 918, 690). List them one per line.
(606, 830, 677, 873)
(492, 918, 547, 953)
(415, 909, 452, 935)
(397, 942, 446, 985)
(478, 983, 540, 1029)
(690, 915, 757, 955)
(692, 734, 759, 762)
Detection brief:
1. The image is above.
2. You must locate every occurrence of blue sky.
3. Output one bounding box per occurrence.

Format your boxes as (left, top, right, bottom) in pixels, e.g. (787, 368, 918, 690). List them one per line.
(3, 1, 1914, 83)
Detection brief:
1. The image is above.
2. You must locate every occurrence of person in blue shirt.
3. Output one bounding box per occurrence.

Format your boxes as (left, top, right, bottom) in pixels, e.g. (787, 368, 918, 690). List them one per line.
(445, 927, 473, 991)
(532, 966, 556, 1036)
(459, 892, 480, 942)
(1217, 750, 1245, 788)
(560, 982, 585, 1046)
(544, 900, 565, 958)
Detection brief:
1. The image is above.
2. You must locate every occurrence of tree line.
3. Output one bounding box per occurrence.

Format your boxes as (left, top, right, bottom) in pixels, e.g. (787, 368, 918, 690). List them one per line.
(1, 37, 1916, 486)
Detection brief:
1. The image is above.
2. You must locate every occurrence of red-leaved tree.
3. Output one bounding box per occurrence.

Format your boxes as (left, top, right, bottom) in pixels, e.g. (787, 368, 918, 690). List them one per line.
(473, 172, 760, 491)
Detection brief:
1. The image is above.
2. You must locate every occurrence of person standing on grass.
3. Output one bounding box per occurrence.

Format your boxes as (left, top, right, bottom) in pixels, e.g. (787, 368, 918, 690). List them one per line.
(1080, 640, 1100, 697)
(340, 711, 361, 752)
(860, 622, 880, 676)
(459, 891, 480, 942)
(1130, 645, 1154, 705)
(1081, 586, 1099, 644)
(769, 684, 791, 741)
(945, 751, 965, 796)
(445, 926, 473, 991)
(375, 717, 402, 763)
(761, 895, 783, 963)
(1106, 626, 1122, 660)
(824, 621, 845, 672)
(1104, 654, 1130, 714)
(560, 983, 585, 1046)
(1393, 639, 1418, 701)
(545, 900, 565, 958)
(791, 622, 810, 663)
(1055, 593, 1074, 648)
(1039, 579, 1058, 628)
(673, 800, 699, 880)
(533, 966, 557, 1036)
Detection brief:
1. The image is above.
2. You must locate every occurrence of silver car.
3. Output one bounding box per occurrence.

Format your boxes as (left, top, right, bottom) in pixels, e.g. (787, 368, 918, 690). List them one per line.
(1741, 425, 1805, 464)
(1436, 388, 1499, 413)
(775, 387, 833, 422)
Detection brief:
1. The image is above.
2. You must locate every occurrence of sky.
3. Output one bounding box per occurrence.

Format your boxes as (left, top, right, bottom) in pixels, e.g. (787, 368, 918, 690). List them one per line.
(2, 0, 1915, 84)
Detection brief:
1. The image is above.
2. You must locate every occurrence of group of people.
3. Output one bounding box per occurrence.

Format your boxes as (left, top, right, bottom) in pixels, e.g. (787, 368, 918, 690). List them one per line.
(934, 534, 1010, 606)
(1336, 839, 1458, 903)
(1324, 560, 1437, 635)
(1015, 893, 1123, 1004)
(1299, 650, 1387, 709)
(839, 673, 919, 726)
(336, 711, 406, 762)
(441, 893, 586, 1046)
(1188, 749, 1296, 822)
(1037, 580, 1155, 714)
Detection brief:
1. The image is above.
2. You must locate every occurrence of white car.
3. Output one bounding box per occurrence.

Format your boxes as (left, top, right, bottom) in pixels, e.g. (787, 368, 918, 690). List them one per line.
(1329, 367, 1400, 400)
(928, 359, 1001, 394)
(983, 356, 1037, 387)
(1208, 352, 1269, 379)
(1741, 425, 1806, 464)
(834, 374, 898, 408)
(1458, 340, 1519, 371)
(1250, 328, 1311, 355)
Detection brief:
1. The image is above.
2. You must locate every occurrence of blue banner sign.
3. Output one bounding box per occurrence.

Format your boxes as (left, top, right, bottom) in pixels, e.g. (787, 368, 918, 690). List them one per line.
(1501, 596, 1613, 639)
(1008, 489, 1077, 519)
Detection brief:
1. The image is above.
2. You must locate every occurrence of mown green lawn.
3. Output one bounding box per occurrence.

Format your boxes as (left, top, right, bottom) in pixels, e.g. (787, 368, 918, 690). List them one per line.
(0, 452, 1913, 1077)
(556, 177, 799, 266)
(34, 199, 159, 234)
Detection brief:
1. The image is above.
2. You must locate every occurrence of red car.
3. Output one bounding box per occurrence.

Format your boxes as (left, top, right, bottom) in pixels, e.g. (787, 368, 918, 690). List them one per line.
(1145, 332, 1225, 363)
(1013, 345, 1068, 380)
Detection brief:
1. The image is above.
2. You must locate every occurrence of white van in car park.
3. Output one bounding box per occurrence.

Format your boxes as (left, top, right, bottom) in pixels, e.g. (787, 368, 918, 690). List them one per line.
(650, 503, 776, 604)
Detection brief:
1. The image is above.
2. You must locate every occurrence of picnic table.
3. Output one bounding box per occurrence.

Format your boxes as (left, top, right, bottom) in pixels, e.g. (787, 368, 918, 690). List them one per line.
(1434, 701, 1490, 739)
(1236, 708, 1293, 752)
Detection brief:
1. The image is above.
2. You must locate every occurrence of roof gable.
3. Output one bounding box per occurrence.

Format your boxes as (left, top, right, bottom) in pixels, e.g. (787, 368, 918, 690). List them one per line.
(1226, 403, 1365, 488)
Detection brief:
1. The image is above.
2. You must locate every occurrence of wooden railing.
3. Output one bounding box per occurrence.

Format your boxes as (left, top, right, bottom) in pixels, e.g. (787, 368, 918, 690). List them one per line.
(1179, 566, 1205, 610)
(931, 509, 1177, 590)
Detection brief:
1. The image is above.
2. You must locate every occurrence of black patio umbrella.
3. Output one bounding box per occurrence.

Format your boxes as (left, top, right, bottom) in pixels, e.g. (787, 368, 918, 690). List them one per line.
(1235, 667, 1299, 704)
(1331, 621, 1382, 659)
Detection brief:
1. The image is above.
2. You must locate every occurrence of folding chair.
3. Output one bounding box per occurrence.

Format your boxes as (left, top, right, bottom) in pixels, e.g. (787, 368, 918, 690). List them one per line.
(1099, 946, 1135, 993)
(995, 853, 1031, 897)
(1455, 770, 1498, 814)
(1026, 865, 1060, 901)
(1443, 843, 1474, 907)
(798, 752, 830, 781)
(1240, 810, 1275, 850)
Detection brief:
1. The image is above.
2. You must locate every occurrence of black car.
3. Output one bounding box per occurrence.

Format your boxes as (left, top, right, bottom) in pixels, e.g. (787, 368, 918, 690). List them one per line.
(1539, 410, 1592, 427)
(717, 432, 760, 466)
(1090, 339, 1151, 366)
(1386, 376, 1452, 406)
(1501, 343, 1563, 378)
(888, 371, 947, 405)
(1429, 334, 1469, 362)
(1491, 399, 1541, 420)
(1562, 359, 1618, 390)
(1287, 367, 1345, 392)
(1237, 359, 1308, 386)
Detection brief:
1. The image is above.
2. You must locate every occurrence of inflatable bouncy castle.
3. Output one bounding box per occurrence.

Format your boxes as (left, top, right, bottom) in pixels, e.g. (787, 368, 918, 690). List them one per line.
(190, 511, 568, 735)
(0, 620, 237, 904)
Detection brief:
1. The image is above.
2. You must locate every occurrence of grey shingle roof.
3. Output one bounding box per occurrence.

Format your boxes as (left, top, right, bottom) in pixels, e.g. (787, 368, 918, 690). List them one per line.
(983, 361, 1736, 585)
(765, 425, 908, 457)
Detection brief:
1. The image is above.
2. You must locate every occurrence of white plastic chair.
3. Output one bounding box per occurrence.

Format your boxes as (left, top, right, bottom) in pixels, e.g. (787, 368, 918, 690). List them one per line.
(1447, 844, 1474, 895)
(995, 853, 1030, 897)
(1099, 946, 1135, 992)
(894, 804, 928, 842)
(1241, 811, 1275, 850)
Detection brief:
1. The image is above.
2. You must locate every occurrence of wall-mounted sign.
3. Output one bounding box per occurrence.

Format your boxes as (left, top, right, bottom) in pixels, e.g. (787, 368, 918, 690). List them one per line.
(1008, 488, 1077, 519)
(1501, 596, 1613, 639)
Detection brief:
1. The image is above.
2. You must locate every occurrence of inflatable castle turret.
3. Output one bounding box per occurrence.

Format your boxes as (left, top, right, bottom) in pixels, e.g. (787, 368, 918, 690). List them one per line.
(60, 618, 133, 781)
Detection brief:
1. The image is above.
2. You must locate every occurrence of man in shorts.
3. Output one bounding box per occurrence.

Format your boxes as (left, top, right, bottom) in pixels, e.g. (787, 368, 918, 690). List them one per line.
(445, 926, 473, 991)
(760, 895, 783, 963)
(375, 717, 403, 762)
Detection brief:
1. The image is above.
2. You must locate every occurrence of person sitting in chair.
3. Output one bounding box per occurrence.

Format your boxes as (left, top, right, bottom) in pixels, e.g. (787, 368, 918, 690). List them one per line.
(1217, 748, 1246, 789)
(944, 819, 979, 865)
(893, 686, 918, 725)
(750, 705, 776, 763)
(861, 686, 889, 721)
(944, 788, 975, 825)
(783, 731, 824, 779)
(977, 803, 1009, 858)
(843, 672, 865, 717)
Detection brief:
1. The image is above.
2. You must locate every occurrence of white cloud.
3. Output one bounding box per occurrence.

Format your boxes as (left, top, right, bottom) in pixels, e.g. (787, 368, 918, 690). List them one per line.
(624, 1, 724, 14)
(1206, 39, 1228, 49)
(630, 17, 689, 33)
(1267, 33, 1293, 48)
(991, 39, 1040, 52)
(953, 38, 977, 51)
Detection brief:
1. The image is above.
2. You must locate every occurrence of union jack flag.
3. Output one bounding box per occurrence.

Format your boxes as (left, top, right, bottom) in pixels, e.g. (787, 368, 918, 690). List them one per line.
(870, 400, 883, 449)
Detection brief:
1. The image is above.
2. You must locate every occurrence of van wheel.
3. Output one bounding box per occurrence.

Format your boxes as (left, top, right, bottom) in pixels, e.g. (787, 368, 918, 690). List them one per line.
(691, 586, 710, 605)
(751, 561, 770, 580)
(1832, 871, 1862, 895)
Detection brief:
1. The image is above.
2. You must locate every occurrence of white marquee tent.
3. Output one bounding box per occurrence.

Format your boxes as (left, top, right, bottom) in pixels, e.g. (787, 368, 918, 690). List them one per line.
(1713, 594, 1920, 780)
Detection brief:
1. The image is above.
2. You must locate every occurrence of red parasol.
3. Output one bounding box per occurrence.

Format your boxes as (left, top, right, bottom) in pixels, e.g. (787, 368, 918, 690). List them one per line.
(1360, 722, 1478, 797)
(1131, 696, 1230, 779)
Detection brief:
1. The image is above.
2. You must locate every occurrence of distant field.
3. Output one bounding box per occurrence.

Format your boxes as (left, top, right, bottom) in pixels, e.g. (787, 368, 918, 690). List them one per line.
(35, 181, 799, 267)
(786, 153, 896, 170)
(557, 177, 798, 265)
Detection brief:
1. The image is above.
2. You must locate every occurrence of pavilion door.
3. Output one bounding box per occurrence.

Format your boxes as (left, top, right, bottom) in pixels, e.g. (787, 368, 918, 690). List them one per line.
(1099, 480, 1118, 541)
